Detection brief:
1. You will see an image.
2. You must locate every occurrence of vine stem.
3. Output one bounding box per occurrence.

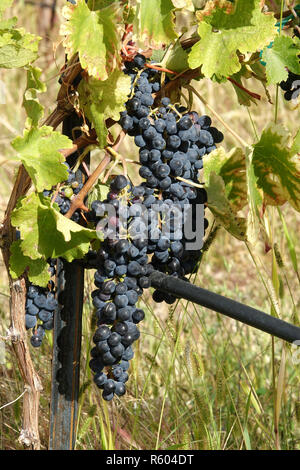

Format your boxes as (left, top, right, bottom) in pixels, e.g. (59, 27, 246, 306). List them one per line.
(227, 77, 261, 101)
(61, 129, 98, 160)
(186, 85, 249, 148)
(176, 176, 205, 188)
(144, 63, 178, 75)
(65, 154, 111, 217)
(155, 68, 201, 101)
(64, 130, 126, 219)
(0, 168, 42, 449)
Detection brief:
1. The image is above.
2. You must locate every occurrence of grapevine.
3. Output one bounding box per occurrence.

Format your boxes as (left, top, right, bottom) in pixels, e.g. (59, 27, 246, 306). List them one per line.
(25, 54, 225, 401)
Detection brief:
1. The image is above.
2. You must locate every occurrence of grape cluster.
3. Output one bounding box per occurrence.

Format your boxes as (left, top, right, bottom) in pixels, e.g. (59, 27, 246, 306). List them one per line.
(119, 54, 222, 299)
(86, 55, 224, 400)
(88, 175, 152, 400)
(25, 259, 58, 347)
(25, 54, 224, 404)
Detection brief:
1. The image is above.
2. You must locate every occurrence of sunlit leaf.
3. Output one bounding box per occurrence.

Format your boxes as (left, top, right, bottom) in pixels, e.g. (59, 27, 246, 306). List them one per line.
(11, 126, 72, 191)
(188, 0, 276, 79)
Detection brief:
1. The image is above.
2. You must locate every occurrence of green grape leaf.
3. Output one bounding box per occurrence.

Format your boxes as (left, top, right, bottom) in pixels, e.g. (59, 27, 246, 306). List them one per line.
(0, 28, 40, 69)
(23, 66, 46, 127)
(0, 18, 17, 30)
(78, 69, 131, 148)
(151, 48, 166, 64)
(0, 0, 17, 29)
(134, 0, 177, 48)
(61, 0, 121, 80)
(11, 126, 72, 191)
(203, 146, 247, 211)
(9, 240, 50, 287)
(252, 124, 300, 211)
(88, 181, 109, 207)
(262, 35, 300, 85)
(188, 0, 276, 79)
(164, 40, 189, 73)
(11, 193, 98, 262)
(206, 171, 247, 240)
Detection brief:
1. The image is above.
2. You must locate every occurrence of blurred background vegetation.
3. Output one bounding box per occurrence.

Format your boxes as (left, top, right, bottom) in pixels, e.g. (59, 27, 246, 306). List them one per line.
(0, 0, 299, 450)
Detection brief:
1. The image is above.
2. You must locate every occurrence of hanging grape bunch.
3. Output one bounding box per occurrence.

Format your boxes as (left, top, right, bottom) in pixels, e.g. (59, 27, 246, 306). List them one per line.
(86, 54, 224, 400)
(24, 53, 224, 401)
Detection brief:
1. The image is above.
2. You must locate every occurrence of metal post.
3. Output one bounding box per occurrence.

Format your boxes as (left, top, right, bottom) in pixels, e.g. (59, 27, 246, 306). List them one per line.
(49, 113, 88, 450)
(48, 259, 84, 450)
(149, 271, 300, 344)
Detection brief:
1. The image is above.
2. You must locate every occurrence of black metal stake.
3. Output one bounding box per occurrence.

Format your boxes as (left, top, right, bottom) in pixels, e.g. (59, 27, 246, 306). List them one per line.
(49, 259, 84, 450)
(49, 113, 89, 450)
(150, 271, 300, 344)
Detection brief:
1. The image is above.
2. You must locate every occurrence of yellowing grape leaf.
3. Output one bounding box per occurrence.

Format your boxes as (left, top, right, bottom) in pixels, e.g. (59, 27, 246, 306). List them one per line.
(203, 146, 247, 211)
(230, 65, 259, 106)
(0, 28, 40, 68)
(11, 193, 97, 262)
(188, 0, 276, 79)
(61, 0, 121, 80)
(134, 0, 177, 48)
(206, 171, 247, 240)
(252, 124, 300, 211)
(78, 69, 131, 148)
(87, 0, 116, 9)
(11, 126, 72, 191)
(245, 146, 263, 245)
